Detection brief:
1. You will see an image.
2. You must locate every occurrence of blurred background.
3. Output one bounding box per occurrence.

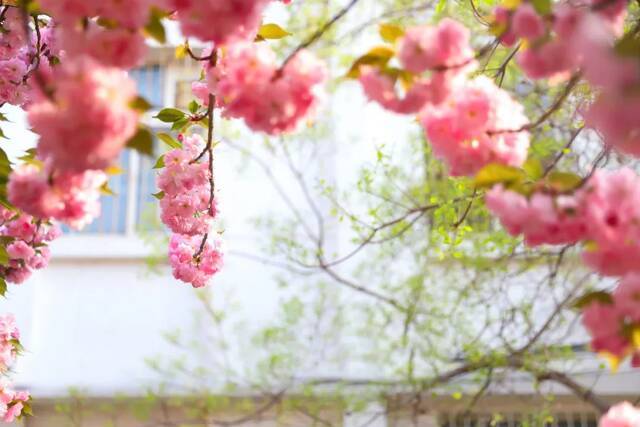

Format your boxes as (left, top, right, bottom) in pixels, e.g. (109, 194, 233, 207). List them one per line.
(0, 1, 638, 426)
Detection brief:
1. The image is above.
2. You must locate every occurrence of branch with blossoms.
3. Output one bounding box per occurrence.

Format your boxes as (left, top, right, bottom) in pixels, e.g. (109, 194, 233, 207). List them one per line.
(0, 0, 637, 423)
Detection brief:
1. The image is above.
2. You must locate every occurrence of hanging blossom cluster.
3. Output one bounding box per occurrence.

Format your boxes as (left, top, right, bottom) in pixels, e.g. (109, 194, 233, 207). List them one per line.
(157, 135, 223, 287)
(358, 19, 531, 176)
(0, 315, 30, 422)
(0, 206, 60, 285)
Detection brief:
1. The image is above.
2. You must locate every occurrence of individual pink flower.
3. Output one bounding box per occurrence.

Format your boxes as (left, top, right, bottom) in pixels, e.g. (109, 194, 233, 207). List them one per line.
(6, 242, 35, 262)
(0, 8, 27, 60)
(8, 164, 106, 230)
(209, 43, 327, 135)
(599, 402, 640, 427)
(579, 168, 640, 277)
(168, 0, 270, 45)
(613, 274, 640, 323)
(398, 19, 474, 73)
(38, 0, 100, 25)
(28, 56, 139, 172)
(511, 4, 546, 40)
(59, 25, 147, 69)
(168, 234, 224, 288)
(419, 76, 530, 176)
(486, 186, 587, 246)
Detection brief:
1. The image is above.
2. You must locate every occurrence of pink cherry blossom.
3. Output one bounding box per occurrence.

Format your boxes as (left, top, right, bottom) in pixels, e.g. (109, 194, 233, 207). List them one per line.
(0, 8, 27, 60)
(511, 4, 546, 40)
(486, 186, 587, 246)
(28, 56, 139, 172)
(168, 234, 224, 288)
(579, 168, 640, 277)
(209, 42, 327, 135)
(599, 402, 640, 427)
(167, 0, 270, 45)
(398, 19, 474, 74)
(419, 76, 530, 176)
(59, 25, 147, 69)
(0, 380, 29, 423)
(8, 164, 107, 230)
(613, 274, 640, 323)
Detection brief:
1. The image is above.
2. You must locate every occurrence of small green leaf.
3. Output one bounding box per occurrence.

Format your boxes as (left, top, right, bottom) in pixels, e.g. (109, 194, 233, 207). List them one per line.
(129, 96, 153, 113)
(379, 23, 404, 43)
(257, 23, 291, 39)
(171, 117, 190, 131)
(0, 245, 9, 266)
(530, 0, 551, 14)
(0, 113, 9, 122)
(474, 163, 526, 188)
(153, 155, 165, 169)
(100, 182, 116, 196)
(188, 100, 199, 114)
(346, 46, 396, 79)
(143, 8, 166, 44)
(0, 127, 6, 139)
(152, 191, 165, 200)
(573, 291, 613, 310)
(0, 278, 6, 297)
(154, 108, 185, 123)
(547, 171, 582, 192)
(126, 127, 154, 157)
(523, 158, 544, 180)
(157, 132, 182, 149)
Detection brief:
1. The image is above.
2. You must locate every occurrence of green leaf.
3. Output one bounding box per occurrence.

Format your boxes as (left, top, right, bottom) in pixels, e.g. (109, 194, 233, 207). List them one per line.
(143, 8, 166, 44)
(435, 0, 447, 13)
(0, 278, 6, 297)
(0, 127, 5, 139)
(523, 158, 544, 180)
(572, 291, 613, 309)
(153, 155, 165, 169)
(188, 100, 199, 114)
(531, 0, 551, 14)
(615, 32, 640, 58)
(171, 117, 190, 131)
(126, 127, 154, 157)
(0, 245, 9, 266)
(157, 132, 182, 149)
(100, 182, 116, 196)
(257, 23, 291, 40)
(547, 171, 582, 192)
(346, 46, 396, 79)
(0, 113, 9, 122)
(154, 108, 185, 123)
(474, 163, 526, 188)
(379, 23, 404, 43)
(152, 191, 165, 200)
(129, 96, 153, 113)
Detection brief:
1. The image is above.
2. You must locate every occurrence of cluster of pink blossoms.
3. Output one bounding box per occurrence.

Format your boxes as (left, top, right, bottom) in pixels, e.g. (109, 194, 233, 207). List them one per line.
(205, 42, 327, 135)
(157, 134, 216, 236)
(0, 380, 30, 424)
(157, 134, 223, 288)
(8, 56, 139, 230)
(492, 0, 640, 156)
(487, 169, 640, 366)
(168, 234, 223, 289)
(0, 207, 60, 285)
(582, 275, 640, 368)
(487, 168, 640, 278)
(0, 8, 44, 107)
(165, 0, 271, 45)
(358, 19, 530, 176)
(9, 165, 107, 231)
(0, 314, 21, 372)
(599, 402, 640, 427)
(0, 315, 31, 423)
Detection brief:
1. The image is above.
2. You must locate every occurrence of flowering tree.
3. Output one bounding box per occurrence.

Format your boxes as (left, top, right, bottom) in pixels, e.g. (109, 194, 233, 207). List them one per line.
(0, 0, 639, 424)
